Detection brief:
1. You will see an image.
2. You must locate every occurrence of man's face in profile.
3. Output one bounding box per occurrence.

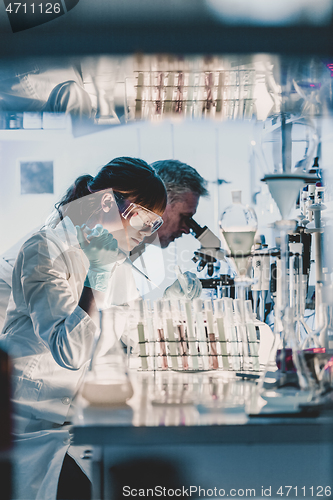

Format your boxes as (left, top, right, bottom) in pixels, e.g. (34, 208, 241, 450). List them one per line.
(157, 191, 200, 248)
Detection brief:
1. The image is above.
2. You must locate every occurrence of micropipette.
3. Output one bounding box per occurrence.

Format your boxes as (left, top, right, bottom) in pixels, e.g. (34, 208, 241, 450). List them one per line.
(119, 249, 161, 290)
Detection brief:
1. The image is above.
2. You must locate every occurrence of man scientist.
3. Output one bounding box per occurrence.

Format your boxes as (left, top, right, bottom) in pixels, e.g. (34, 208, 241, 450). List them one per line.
(151, 159, 209, 249)
(129, 159, 209, 300)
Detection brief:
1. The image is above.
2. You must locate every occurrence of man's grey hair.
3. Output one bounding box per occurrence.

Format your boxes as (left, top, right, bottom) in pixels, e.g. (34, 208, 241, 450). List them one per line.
(151, 159, 209, 204)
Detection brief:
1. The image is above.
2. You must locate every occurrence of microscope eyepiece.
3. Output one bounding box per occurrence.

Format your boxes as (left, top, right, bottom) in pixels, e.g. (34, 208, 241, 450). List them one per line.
(186, 217, 206, 238)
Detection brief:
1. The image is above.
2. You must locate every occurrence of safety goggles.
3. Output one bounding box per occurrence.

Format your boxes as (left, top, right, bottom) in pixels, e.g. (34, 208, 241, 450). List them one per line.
(121, 203, 163, 235)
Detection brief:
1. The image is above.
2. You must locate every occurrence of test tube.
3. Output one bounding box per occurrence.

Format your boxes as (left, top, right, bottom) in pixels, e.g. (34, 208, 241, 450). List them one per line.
(274, 256, 283, 333)
(251, 252, 261, 319)
(185, 71, 195, 117)
(215, 71, 224, 114)
(164, 72, 174, 113)
(165, 300, 179, 370)
(144, 300, 156, 371)
(193, 298, 209, 371)
(223, 297, 241, 371)
(204, 300, 219, 370)
(135, 72, 144, 119)
(215, 299, 230, 370)
(175, 301, 189, 370)
(289, 241, 303, 341)
(233, 298, 250, 372)
(244, 300, 260, 372)
(260, 251, 270, 322)
(137, 299, 148, 370)
(154, 300, 168, 370)
(184, 300, 199, 371)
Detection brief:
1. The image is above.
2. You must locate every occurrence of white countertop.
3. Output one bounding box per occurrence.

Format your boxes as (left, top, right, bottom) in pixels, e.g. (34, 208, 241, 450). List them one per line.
(72, 369, 333, 446)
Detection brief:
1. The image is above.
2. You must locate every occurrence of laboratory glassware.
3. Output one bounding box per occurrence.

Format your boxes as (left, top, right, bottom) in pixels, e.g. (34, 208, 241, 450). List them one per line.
(184, 300, 199, 371)
(260, 171, 317, 392)
(219, 190, 258, 374)
(214, 299, 230, 370)
(164, 300, 180, 370)
(193, 299, 210, 370)
(144, 300, 157, 371)
(222, 297, 241, 371)
(219, 190, 258, 284)
(80, 307, 134, 406)
(137, 299, 149, 371)
(174, 300, 189, 371)
(204, 300, 219, 369)
(154, 300, 168, 370)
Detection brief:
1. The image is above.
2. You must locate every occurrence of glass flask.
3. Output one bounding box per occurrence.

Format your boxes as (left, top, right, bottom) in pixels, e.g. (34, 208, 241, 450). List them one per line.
(81, 307, 134, 406)
(254, 115, 318, 179)
(219, 190, 258, 282)
(259, 305, 316, 393)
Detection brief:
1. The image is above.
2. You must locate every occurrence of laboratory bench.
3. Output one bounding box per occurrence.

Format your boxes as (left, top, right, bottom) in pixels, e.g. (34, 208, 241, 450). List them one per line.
(72, 370, 333, 500)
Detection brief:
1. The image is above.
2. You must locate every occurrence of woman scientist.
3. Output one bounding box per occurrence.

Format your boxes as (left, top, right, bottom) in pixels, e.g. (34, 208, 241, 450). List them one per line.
(0, 157, 167, 500)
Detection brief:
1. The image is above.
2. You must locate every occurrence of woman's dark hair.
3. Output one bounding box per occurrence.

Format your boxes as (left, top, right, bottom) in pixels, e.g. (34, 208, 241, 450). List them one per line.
(55, 157, 167, 226)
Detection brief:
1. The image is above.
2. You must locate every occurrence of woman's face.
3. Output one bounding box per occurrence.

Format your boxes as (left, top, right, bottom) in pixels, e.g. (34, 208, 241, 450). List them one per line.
(117, 215, 153, 252)
(96, 194, 156, 253)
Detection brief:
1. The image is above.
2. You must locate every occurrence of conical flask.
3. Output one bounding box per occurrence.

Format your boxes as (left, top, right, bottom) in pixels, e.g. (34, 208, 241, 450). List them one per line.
(219, 190, 258, 280)
(81, 307, 134, 406)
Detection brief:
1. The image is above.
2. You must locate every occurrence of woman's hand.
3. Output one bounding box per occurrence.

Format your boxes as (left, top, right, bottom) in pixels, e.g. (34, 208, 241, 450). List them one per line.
(76, 224, 120, 292)
(76, 224, 119, 272)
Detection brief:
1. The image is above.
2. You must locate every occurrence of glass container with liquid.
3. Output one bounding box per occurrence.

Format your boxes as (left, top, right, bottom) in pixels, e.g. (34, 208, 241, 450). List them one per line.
(219, 190, 258, 280)
(81, 307, 134, 406)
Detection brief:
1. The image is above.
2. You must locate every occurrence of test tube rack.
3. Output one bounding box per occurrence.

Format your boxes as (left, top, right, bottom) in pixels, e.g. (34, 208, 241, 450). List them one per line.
(135, 298, 261, 374)
(125, 69, 256, 122)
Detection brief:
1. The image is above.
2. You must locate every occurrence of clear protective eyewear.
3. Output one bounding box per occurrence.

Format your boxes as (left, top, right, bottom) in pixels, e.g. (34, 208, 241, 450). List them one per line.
(121, 203, 163, 234)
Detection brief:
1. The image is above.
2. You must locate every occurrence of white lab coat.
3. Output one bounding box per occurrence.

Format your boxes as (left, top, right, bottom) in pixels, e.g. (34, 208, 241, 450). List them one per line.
(0, 257, 12, 330)
(0, 217, 140, 500)
(0, 229, 38, 332)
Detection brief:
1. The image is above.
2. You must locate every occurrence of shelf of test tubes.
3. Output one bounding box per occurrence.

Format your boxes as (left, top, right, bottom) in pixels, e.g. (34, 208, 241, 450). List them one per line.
(125, 69, 256, 122)
(135, 298, 261, 374)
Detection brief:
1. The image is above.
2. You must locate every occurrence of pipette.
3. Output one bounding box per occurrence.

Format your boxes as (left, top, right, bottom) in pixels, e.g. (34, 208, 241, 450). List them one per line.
(80, 225, 161, 289)
(119, 249, 161, 290)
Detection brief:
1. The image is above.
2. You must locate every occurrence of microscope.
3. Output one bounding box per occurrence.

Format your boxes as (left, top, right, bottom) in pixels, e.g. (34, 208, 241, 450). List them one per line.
(186, 217, 226, 274)
(186, 217, 235, 296)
